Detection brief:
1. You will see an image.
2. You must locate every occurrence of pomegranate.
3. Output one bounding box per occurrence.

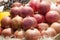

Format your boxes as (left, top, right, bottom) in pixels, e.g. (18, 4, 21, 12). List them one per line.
(38, 1, 51, 15)
(56, 0, 60, 5)
(19, 6, 34, 18)
(50, 22, 60, 33)
(28, 0, 40, 12)
(45, 11, 60, 23)
(10, 15, 23, 30)
(57, 5, 60, 14)
(58, 20, 60, 23)
(14, 29, 24, 39)
(0, 27, 2, 35)
(11, 2, 22, 8)
(25, 28, 41, 40)
(22, 16, 37, 30)
(10, 7, 20, 17)
(51, 5, 60, 14)
(2, 28, 13, 37)
(1, 16, 11, 28)
(38, 23, 49, 31)
(41, 27, 57, 37)
(33, 14, 45, 23)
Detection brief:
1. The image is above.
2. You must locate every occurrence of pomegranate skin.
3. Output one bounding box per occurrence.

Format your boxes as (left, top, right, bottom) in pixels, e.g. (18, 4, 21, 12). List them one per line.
(51, 22, 60, 33)
(38, 1, 50, 15)
(19, 6, 34, 18)
(0, 27, 2, 35)
(11, 2, 22, 7)
(46, 28, 57, 37)
(50, 5, 60, 14)
(1, 16, 11, 28)
(38, 23, 49, 31)
(41, 28, 57, 37)
(25, 28, 41, 40)
(14, 30, 24, 39)
(33, 14, 45, 23)
(22, 16, 37, 30)
(10, 7, 20, 17)
(29, 0, 40, 12)
(10, 16, 23, 30)
(45, 11, 60, 23)
(2, 28, 13, 37)
(56, 0, 60, 5)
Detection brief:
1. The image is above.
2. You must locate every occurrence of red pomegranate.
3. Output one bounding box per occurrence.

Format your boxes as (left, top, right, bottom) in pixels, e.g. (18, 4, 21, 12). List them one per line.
(38, 1, 51, 15)
(1, 16, 11, 28)
(22, 16, 37, 30)
(19, 6, 34, 18)
(33, 14, 45, 23)
(38, 23, 49, 31)
(25, 28, 41, 40)
(45, 11, 60, 23)
(28, 0, 40, 12)
(10, 7, 20, 17)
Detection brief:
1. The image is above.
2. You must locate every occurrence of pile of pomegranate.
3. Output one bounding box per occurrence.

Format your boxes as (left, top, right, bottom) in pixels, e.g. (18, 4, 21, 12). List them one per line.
(0, 0, 60, 40)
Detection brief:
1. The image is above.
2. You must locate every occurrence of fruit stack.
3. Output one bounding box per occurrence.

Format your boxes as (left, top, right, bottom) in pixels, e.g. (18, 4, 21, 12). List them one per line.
(0, 0, 60, 40)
